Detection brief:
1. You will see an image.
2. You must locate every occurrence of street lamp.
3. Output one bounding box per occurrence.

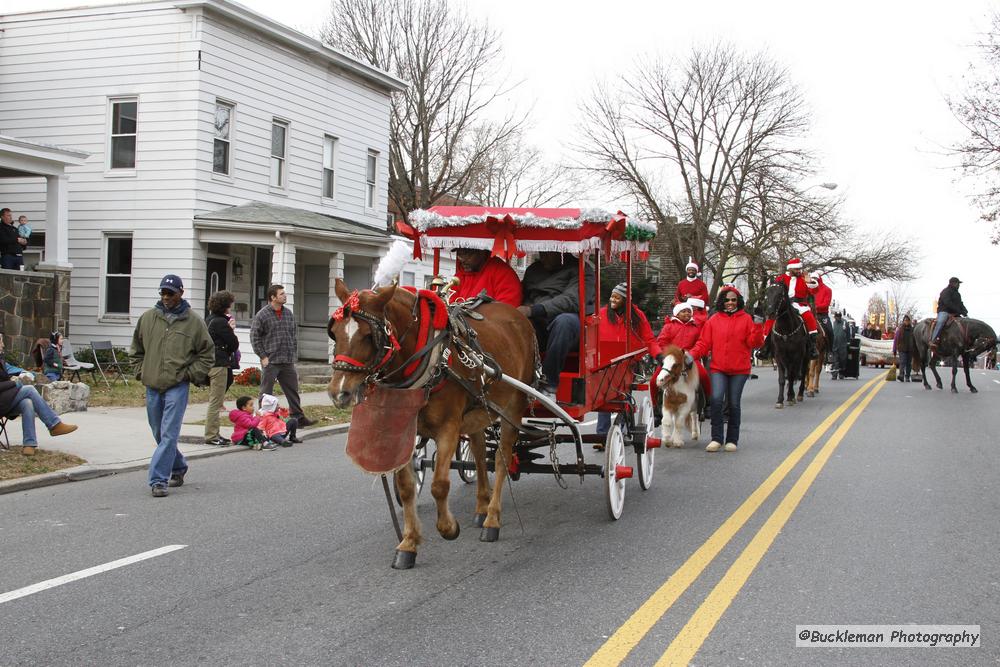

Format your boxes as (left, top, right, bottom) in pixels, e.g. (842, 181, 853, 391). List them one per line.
(805, 182, 838, 192)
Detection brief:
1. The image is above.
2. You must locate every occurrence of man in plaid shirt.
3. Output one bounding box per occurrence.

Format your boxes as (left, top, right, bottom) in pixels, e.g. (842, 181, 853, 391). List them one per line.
(250, 284, 313, 426)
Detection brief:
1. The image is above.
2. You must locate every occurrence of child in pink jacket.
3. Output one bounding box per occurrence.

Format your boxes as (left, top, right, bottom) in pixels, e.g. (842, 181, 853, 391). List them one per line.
(229, 396, 276, 450)
(258, 394, 301, 447)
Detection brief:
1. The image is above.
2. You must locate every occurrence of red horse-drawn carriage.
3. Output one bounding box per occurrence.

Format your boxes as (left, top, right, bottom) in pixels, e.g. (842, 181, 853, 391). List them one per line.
(330, 206, 662, 567)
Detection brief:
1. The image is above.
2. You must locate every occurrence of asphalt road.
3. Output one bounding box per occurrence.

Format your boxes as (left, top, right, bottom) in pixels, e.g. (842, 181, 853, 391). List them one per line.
(0, 366, 996, 666)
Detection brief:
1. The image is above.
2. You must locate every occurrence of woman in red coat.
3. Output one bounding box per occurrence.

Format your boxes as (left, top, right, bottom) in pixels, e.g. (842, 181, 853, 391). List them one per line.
(687, 285, 764, 453)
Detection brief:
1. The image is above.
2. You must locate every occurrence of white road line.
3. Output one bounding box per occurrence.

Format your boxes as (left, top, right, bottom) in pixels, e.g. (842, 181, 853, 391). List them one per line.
(0, 545, 187, 605)
(993, 379, 1000, 385)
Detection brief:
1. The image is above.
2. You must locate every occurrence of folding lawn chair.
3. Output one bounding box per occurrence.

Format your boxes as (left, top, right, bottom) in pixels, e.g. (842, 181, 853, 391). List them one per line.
(0, 414, 15, 450)
(90, 340, 131, 388)
(62, 338, 96, 383)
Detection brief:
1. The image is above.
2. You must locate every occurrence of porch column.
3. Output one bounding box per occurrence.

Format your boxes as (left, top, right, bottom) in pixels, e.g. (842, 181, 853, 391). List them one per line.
(328, 252, 344, 360)
(270, 234, 296, 311)
(41, 174, 72, 268)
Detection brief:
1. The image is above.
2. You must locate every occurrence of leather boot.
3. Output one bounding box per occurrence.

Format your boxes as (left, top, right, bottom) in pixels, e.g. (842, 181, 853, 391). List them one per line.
(652, 401, 663, 428)
(808, 333, 819, 360)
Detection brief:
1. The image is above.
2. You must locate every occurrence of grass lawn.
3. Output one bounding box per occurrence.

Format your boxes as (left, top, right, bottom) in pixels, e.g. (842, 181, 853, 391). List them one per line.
(0, 448, 86, 481)
(82, 379, 330, 408)
(186, 403, 353, 429)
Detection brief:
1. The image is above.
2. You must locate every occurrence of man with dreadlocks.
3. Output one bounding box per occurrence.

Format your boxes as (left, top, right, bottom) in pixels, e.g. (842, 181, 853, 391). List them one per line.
(594, 282, 661, 442)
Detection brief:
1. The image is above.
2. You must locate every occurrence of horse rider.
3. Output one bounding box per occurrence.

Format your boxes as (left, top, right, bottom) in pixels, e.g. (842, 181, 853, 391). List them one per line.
(807, 271, 833, 354)
(595, 282, 661, 439)
(929, 277, 968, 352)
(673, 258, 710, 306)
(762, 258, 821, 359)
(450, 248, 523, 307)
(517, 252, 595, 395)
(829, 311, 850, 380)
(653, 301, 710, 425)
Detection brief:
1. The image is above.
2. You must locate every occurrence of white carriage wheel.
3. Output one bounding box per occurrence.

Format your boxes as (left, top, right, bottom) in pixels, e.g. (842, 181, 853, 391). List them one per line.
(635, 395, 656, 491)
(457, 437, 477, 483)
(394, 436, 428, 506)
(604, 416, 627, 520)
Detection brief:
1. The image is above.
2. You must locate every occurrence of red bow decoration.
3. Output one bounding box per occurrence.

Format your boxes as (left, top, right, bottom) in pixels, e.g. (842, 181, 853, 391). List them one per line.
(331, 290, 360, 321)
(485, 214, 522, 260)
(602, 211, 628, 261)
(395, 220, 423, 260)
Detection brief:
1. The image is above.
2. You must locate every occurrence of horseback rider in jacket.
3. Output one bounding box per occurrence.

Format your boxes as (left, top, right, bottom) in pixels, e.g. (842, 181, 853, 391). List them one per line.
(762, 258, 821, 360)
(930, 277, 968, 352)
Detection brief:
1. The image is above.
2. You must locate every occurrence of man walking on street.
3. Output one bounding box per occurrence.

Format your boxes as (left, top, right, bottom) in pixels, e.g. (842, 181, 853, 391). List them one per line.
(250, 284, 313, 426)
(131, 274, 214, 497)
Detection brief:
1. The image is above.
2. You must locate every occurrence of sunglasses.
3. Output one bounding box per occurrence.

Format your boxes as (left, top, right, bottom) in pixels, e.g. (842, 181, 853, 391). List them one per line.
(723, 297, 739, 302)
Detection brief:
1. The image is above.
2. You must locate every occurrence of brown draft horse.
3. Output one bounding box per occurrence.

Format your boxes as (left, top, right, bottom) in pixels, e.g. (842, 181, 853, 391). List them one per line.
(327, 279, 537, 569)
(805, 309, 828, 397)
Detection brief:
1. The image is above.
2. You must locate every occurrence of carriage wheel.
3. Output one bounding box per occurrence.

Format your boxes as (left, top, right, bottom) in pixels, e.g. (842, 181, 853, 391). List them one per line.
(635, 395, 656, 491)
(604, 416, 628, 520)
(394, 436, 428, 506)
(457, 437, 477, 483)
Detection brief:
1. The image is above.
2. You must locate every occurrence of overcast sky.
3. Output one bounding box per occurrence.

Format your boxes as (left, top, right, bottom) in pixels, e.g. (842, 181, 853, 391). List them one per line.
(7, 0, 999, 326)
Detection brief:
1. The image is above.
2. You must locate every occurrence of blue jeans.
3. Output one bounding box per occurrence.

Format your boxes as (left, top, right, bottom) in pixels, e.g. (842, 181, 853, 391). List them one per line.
(930, 312, 950, 341)
(44, 371, 61, 382)
(1, 254, 23, 270)
(146, 383, 190, 487)
(9, 385, 61, 445)
(898, 351, 912, 379)
(536, 312, 581, 388)
(709, 372, 749, 446)
(596, 411, 611, 435)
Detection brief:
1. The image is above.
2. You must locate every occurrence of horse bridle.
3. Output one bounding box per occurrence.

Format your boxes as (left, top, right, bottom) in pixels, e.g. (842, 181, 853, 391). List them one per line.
(330, 306, 400, 378)
(767, 287, 806, 340)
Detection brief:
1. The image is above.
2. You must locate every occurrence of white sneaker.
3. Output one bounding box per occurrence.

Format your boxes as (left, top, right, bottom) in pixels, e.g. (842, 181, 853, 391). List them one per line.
(705, 441, 722, 452)
(724, 442, 738, 452)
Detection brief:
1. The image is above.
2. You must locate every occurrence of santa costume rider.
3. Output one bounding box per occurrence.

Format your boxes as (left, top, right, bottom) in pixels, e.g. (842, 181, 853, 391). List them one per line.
(673, 259, 710, 306)
(763, 258, 821, 359)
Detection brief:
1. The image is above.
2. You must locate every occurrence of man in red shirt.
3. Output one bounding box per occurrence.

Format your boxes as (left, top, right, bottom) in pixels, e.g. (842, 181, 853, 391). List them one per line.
(449, 248, 523, 307)
(762, 258, 820, 359)
(673, 259, 710, 306)
(807, 271, 833, 357)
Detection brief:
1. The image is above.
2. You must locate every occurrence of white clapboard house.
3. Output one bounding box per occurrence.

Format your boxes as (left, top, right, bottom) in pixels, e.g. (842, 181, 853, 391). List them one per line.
(0, 0, 449, 363)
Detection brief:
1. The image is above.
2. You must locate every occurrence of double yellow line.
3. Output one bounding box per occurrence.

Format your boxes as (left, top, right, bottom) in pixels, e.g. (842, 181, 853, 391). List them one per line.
(586, 373, 887, 666)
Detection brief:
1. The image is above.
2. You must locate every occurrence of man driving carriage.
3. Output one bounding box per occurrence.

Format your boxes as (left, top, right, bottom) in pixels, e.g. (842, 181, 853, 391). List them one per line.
(761, 258, 821, 360)
(450, 248, 523, 307)
(929, 277, 968, 352)
(517, 252, 596, 395)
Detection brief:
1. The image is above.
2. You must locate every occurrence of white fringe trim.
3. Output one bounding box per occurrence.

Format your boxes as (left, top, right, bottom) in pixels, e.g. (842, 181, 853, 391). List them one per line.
(409, 208, 656, 234)
(419, 236, 653, 255)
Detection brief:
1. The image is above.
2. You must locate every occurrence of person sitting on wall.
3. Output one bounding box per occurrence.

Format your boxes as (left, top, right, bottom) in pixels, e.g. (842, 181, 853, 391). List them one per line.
(42, 331, 65, 382)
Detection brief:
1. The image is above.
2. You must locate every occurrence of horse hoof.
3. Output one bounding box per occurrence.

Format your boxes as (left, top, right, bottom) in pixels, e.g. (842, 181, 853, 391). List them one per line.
(480, 526, 500, 542)
(391, 550, 416, 570)
(474, 513, 486, 527)
(441, 522, 460, 541)
(970, 386, 979, 393)
(775, 403, 783, 409)
(806, 391, 815, 398)
(951, 387, 958, 394)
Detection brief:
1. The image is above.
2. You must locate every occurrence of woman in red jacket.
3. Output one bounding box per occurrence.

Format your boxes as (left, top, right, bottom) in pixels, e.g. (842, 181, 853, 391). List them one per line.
(687, 285, 764, 453)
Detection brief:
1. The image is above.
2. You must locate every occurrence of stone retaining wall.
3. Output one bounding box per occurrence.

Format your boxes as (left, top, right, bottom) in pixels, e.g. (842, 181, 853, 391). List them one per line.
(0, 268, 68, 367)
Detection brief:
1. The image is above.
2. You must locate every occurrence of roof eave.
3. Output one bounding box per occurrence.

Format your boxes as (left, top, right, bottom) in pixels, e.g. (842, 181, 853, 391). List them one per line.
(193, 218, 389, 244)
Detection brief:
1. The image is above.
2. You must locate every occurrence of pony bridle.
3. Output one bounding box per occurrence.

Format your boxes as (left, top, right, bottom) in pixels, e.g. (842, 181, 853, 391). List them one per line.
(330, 294, 400, 379)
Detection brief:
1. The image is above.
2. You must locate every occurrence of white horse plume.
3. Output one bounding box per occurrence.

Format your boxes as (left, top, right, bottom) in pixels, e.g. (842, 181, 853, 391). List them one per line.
(373, 239, 413, 288)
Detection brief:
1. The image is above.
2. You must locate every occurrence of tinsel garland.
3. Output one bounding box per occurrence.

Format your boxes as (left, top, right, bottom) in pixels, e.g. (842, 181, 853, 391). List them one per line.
(409, 208, 638, 232)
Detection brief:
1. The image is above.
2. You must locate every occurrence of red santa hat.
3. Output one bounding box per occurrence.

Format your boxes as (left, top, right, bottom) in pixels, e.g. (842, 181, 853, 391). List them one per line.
(673, 302, 693, 317)
(687, 297, 706, 309)
(685, 257, 700, 272)
(786, 258, 803, 270)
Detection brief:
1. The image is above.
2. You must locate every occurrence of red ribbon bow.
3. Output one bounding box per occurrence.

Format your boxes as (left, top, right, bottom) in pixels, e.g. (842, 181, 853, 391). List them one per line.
(485, 214, 521, 260)
(331, 290, 360, 321)
(395, 220, 423, 260)
(602, 211, 628, 261)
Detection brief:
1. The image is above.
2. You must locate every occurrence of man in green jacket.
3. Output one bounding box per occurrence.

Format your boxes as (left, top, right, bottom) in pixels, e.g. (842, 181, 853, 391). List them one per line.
(131, 274, 214, 497)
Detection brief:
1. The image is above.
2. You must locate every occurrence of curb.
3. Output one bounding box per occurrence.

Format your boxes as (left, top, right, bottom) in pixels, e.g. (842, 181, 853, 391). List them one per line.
(0, 422, 351, 496)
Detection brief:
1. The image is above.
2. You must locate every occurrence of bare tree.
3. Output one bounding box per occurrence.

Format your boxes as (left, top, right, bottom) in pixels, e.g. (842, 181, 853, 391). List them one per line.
(321, 0, 523, 216)
(864, 293, 888, 333)
(576, 45, 811, 296)
(886, 282, 922, 327)
(950, 11, 1000, 243)
(462, 129, 584, 207)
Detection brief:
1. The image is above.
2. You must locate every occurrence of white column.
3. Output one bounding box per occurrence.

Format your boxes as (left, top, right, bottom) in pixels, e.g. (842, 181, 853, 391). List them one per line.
(327, 252, 344, 360)
(269, 235, 296, 312)
(39, 174, 72, 269)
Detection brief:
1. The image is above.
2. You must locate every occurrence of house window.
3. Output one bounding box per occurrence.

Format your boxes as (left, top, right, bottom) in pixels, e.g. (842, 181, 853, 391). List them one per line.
(214, 101, 234, 175)
(402, 270, 415, 287)
(271, 119, 288, 188)
(104, 235, 133, 315)
(323, 135, 337, 198)
(366, 150, 378, 208)
(109, 98, 137, 169)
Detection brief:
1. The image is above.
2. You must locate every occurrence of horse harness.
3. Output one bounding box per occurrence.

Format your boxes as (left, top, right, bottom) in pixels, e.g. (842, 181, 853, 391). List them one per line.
(769, 292, 807, 341)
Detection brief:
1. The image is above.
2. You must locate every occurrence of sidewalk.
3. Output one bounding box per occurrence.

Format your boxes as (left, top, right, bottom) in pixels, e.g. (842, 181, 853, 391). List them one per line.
(0, 391, 348, 495)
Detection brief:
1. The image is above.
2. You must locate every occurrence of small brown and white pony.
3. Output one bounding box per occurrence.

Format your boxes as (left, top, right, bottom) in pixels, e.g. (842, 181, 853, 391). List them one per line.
(655, 345, 701, 448)
(327, 279, 536, 569)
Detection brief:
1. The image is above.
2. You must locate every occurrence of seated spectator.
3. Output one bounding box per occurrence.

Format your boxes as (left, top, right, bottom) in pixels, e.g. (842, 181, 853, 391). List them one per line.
(43, 331, 65, 382)
(449, 248, 523, 307)
(228, 395, 277, 451)
(0, 331, 77, 456)
(258, 393, 301, 447)
(517, 252, 595, 395)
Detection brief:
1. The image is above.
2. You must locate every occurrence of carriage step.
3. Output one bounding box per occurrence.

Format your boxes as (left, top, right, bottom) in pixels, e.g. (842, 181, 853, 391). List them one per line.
(645, 436, 662, 449)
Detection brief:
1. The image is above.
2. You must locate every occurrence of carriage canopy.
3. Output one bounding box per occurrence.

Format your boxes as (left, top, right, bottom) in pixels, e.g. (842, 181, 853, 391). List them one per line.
(395, 206, 657, 260)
